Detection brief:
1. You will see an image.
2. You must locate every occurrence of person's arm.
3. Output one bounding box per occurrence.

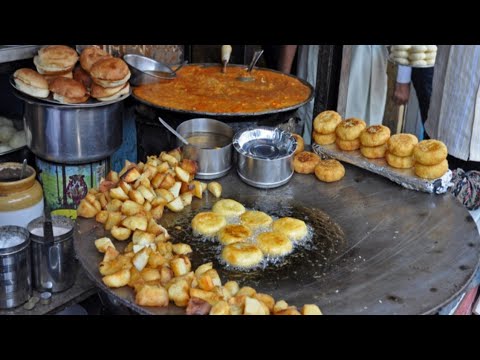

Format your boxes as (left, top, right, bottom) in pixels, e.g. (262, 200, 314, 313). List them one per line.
(393, 65, 412, 105)
(277, 45, 298, 74)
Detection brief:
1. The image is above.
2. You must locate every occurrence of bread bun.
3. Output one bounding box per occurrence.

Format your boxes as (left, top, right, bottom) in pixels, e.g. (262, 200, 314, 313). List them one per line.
(49, 78, 89, 104)
(43, 71, 73, 85)
(91, 82, 129, 102)
(13, 68, 49, 98)
(80, 46, 111, 73)
(34, 45, 78, 74)
(90, 58, 131, 88)
(73, 66, 92, 89)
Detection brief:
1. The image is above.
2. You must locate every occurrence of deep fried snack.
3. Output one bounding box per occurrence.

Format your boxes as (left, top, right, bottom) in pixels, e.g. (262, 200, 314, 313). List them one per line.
(272, 217, 309, 241)
(191, 212, 227, 236)
(335, 118, 367, 141)
(221, 243, 264, 268)
(293, 151, 321, 174)
(414, 159, 449, 179)
(212, 199, 246, 217)
(359, 125, 391, 147)
(218, 224, 252, 245)
(360, 143, 388, 159)
(387, 133, 418, 157)
(313, 110, 342, 134)
(240, 211, 273, 230)
(312, 131, 336, 145)
(336, 138, 361, 151)
(385, 151, 415, 169)
(413, 140, 448, 166)
(256, 232, 293, 256)
(291, 133, 305, 154)
(314, 159, 346, 183)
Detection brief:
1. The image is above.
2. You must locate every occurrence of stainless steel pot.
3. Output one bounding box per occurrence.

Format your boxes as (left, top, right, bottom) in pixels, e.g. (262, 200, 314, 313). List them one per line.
(233, 127, 297, 189)
(0, 226, 32, 309)
(28, 215, 76, 293)
(176, 118, 233, 180)
(16, 91, 124, 164)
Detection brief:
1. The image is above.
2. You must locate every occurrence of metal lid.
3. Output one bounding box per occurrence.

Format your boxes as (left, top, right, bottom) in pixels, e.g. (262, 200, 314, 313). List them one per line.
(27, 215, 74, 244)
(0, 226, 30, 255)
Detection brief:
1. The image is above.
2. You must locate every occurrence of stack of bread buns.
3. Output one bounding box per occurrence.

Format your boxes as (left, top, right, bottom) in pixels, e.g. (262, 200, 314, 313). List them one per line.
(390, 45, 437, 67)
(33, 45, 78, 83)
(386, 133, 418, 169)
(359, 125, 391, 159)
(335, 117, 366, 151)
(413, 140, 449, 179)
(312, 110, 342, 146)
(13, 68, 49, 99)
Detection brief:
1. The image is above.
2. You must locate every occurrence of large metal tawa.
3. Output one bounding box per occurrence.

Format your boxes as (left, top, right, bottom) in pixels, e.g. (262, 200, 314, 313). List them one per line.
(74, 163, 480, 314)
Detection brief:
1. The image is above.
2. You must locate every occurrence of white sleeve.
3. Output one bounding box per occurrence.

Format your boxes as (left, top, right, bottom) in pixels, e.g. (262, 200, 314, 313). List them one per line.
(397, 65, 412, 83)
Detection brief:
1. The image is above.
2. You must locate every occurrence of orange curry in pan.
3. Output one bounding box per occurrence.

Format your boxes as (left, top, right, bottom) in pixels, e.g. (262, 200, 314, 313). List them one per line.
(133, 65, 312, 114)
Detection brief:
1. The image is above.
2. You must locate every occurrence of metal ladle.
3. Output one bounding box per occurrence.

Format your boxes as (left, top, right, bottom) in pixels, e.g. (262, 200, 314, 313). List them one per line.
(158, 116, 190, 146)
(19, 159, 27, 180)
(237, 50, 264, 82)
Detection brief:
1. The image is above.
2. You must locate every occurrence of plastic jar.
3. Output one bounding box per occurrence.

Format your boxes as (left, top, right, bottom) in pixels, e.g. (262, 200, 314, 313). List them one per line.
(0, 162, 44, 228)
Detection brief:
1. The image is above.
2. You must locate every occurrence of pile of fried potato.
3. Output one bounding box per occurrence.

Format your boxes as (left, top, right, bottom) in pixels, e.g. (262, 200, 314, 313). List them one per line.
(78, 148, 322, 315)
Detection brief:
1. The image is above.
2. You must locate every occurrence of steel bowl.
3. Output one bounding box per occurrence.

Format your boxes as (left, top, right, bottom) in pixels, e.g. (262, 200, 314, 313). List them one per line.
(176, 118, 234, 180)
(15, 90, 124, 164)
(124, 54, 177, 86)
(233, 127, 297, 189)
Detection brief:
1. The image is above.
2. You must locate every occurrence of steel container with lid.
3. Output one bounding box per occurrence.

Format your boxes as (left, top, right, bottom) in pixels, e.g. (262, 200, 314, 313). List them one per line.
(27, 215, 76, 293)
(0, 226, 32, 309)
(233, 126, 297, 189)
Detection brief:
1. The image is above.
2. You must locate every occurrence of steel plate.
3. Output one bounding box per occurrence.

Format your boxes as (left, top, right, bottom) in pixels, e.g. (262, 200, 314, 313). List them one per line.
(74, 163, 480, 315)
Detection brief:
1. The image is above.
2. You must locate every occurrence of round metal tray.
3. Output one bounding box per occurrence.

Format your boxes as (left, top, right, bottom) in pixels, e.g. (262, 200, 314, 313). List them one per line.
(74, 165, 480, 315)
(10, 75, 131, 108)
(131, 63, 314, 117)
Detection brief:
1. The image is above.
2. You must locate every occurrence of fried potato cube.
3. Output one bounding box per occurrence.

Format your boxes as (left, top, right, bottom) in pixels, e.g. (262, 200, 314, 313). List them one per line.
(157, 161, 170, 174)
(210, 301, 231, 315)
(161, 153, 178, 167)
(122, 215, 148, 231)
(175, 166, 190, 183)
(99, 180, 116, 194)
(139, 175, 151, 189)
(77, 199, 98, 218)
(151, 173, 166, 189)
(186, 297, 212, 315)
(95, 237, 115, 253)
(103, 269, 131, 288)
(237, 286, 257, 298)
(180, 192, 193, 206)
(255, 293, 275, 312)
(146, 219, 163, 236)
(105, 211, 123, 231)
(180, 181, 193, 194)
(137, 185, 155, 202)
(106, 170, 119, 183)
(157, 242, 173, 256)
(200, 182, 207, 192)
(118, 180, 132, 195)
(121, 167, 141, 183)
(189, 288, 222, 306)
(244, 297, 268, 315)
(228, 295, 247, 308)
(275, 307, 301, 315)
(168, 148, 183, 162)
(172, 243, 192, 255)
(169, 182, 182, 198)
(95, 210, 109, 224)
(160, 173, 176, 190)
(148, 252, 167, 268)
(109, 186, 129, 201)
(168, 278, 190, 307)
(273, 300, 289, 314)
(207, 182, 222, 198)
(128, 189, 145, 205)
(197, 273, 215, 291)
(92, 200, 102, 212)
(159, 266, 174, 286)
(151, 196, 167, 208)
(121, 200, 144, 216)
(143, 202, 152, 212)
(230, 304, 243, 315)
(191, 181, 203, 199)
(156, 188, 174, 203)
(224, 281, 240, 298)
(99, 255, 132, 276)
(180, 159, 198, 176)
(143, 164, 158, 180)
(128, 267, 143, 289)
(132, 230, 155, 246)
(170, 256, 192, 277)
(140, 268, 161, 282)
(194, 262, 213, 277)
(111, 226, 132, 241)
(124, 242, 134, 254)
(135, 284, 169, 307)
(133, 247, 151, 272)
(85, 193, 96, 205)
(119, 160, 136, 177)
(166, 197, 184, 213)
(98, 193, 108, 209)
(204, 269, 221, 287)
(103, 246, 120, 262)
(151, 204, 165, 220)
(301, 304, 323, 315)
(105, 199, 123, 212)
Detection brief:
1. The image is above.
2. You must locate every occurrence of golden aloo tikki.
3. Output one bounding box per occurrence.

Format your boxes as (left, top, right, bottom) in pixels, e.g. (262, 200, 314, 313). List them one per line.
(133, 65, 311, 114)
